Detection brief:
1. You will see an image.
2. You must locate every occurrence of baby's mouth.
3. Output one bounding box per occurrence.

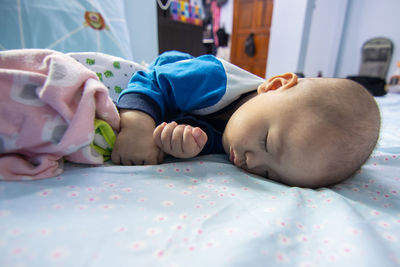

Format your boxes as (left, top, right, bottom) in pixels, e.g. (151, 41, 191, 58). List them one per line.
(229, 147, 235, 163)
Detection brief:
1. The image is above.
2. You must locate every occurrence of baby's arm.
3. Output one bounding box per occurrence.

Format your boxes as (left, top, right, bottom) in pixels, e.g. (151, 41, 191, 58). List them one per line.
(153, 122, 208, 159)
(111, 110, 164, 165)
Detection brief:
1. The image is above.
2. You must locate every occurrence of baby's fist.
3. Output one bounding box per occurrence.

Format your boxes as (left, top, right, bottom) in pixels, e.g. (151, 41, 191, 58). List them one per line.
(153, 122, 208, 158)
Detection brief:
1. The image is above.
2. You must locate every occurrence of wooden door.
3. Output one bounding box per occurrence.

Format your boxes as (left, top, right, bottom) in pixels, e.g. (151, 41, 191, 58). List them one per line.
(230, 0, 273, 78)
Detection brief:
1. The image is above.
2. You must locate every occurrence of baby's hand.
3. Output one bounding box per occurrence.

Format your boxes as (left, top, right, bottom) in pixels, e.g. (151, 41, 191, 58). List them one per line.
(111, 110, 164, 165)
(153, 122, 208, 158)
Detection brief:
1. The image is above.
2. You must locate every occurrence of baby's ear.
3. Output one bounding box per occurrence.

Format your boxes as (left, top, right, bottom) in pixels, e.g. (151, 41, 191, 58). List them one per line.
(257, 72, 298, 94)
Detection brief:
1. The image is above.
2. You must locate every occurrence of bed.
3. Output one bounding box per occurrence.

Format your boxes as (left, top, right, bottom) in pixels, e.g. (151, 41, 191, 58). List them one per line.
(1, 1, 400, 266)
(1, 93, 400, 266)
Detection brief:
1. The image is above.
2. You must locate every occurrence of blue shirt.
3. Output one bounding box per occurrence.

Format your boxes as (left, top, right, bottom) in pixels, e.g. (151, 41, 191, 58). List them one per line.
(117, 51, 265, 154)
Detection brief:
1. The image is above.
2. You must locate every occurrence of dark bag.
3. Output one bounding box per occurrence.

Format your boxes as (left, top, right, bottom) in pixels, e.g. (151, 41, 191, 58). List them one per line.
(216, 27, 229, 47)
(347, 76, 387, 96)
(244, 33, 256, 57)
(217, 0, 228, 7)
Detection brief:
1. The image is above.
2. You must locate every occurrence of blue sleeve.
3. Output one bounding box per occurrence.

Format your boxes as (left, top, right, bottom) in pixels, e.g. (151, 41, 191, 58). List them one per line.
(117, 51, 227, 125)
(147, 50, 194, 69)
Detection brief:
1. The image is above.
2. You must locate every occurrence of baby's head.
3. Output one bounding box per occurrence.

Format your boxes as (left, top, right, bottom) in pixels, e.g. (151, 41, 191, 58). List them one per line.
(222, 73, 380, 188)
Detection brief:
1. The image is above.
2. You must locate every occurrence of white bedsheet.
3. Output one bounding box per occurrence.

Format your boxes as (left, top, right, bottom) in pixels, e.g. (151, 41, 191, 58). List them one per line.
(1, 94, 399, 267)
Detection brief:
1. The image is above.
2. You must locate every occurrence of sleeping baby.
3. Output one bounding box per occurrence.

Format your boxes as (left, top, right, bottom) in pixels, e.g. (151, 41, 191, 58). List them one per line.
(111, 51, 381, 188)
(0, 50, 380, 188)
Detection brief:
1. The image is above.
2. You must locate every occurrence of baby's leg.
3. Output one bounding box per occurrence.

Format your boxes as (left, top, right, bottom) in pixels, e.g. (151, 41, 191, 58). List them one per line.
(153, 122, 208, 159)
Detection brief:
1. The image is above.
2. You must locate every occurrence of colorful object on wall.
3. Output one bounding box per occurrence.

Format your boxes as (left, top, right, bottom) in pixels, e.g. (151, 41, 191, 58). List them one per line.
(170, 0, 203, 26)
(84, 11, 109, 31)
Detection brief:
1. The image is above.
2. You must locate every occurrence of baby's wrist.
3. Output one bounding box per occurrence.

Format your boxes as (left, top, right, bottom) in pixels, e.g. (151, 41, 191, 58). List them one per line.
(120, 109, 156, 130)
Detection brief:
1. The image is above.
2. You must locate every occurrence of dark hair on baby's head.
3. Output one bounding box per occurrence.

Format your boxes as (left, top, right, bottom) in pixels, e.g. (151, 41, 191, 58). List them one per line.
(302, 78, 381, 187)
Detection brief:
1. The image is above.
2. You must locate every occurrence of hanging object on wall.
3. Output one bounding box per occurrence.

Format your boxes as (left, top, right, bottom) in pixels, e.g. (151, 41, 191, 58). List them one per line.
(244, 33, 255, 57)
(169, 0, 203, 26)
(216, 27, 229, 47)
(157, 0, 173, 10)
(84, 11, 109, 31)
(217, 0, 228, 7)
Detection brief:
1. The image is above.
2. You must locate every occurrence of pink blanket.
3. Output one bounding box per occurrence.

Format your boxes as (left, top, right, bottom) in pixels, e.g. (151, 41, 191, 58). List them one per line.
(0, 49, 120, 181)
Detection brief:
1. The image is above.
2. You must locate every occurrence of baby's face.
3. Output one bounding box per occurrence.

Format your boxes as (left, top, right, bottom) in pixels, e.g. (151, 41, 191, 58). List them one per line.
(222, 79, 329, 187)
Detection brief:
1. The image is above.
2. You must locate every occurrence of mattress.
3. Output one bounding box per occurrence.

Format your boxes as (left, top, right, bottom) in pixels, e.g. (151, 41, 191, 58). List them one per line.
(1, 93, 400, 267)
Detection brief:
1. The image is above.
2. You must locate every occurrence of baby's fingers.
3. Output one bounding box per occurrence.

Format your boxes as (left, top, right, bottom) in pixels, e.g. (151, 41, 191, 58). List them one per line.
(171, 124, 186, 154)
(182, 126, 197, 156)
(182, 126, 207, 157)
(160, 121, 179, 152)
(153, 122, 167, 148)
(191, 127, 208, 148)
(154, 121, 178, 151)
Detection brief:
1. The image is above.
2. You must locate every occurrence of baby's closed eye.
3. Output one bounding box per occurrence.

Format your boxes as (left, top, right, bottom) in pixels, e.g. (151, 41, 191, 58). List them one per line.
(260, 132, 269, 152)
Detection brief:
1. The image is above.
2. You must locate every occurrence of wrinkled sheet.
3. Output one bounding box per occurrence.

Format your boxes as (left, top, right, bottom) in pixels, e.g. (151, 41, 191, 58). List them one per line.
(1, 94, 399, 267)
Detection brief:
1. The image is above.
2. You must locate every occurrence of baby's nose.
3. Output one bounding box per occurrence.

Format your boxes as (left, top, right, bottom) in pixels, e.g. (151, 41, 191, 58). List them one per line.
(245, 152, 263, 169)
(233, 157, 245, 167)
